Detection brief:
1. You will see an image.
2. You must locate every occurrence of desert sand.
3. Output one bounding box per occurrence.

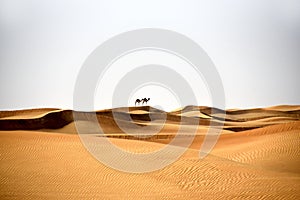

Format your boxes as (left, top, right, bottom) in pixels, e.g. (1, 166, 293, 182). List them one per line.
(0, 105, 299, 199)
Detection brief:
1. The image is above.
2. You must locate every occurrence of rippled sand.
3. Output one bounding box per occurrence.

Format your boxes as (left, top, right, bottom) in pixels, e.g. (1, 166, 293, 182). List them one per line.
(0, 105, 299, 199)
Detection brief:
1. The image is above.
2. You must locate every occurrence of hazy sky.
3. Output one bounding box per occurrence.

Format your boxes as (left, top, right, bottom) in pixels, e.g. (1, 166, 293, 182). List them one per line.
(0, 0, 299, 110)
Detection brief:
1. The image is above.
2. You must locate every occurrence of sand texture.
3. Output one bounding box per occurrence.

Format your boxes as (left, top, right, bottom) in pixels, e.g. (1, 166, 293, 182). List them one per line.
(0, 105, 299, 199)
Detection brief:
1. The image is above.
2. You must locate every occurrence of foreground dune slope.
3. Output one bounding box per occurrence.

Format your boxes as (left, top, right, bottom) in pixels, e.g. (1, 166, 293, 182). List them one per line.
(212, 122, 300, 174)
(0, 130, 299, 199)
(0, 105, 299, 199)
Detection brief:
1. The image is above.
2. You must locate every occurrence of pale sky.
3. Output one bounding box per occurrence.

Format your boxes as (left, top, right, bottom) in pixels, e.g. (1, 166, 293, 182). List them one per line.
(0, 0, 299, 111)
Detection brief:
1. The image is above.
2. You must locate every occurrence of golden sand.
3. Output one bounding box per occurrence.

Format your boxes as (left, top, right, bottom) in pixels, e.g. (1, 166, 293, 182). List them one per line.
(0, 106, 299, 199)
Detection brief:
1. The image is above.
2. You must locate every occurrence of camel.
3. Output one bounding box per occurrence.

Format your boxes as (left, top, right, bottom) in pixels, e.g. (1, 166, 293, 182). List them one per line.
(142, 98, 150, 105)
(135, 99, 142, 106)
(135, 98, 150, 106)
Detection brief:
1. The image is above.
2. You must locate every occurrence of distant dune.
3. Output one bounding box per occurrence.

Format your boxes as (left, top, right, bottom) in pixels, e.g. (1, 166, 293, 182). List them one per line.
(0, 105, 299, 199)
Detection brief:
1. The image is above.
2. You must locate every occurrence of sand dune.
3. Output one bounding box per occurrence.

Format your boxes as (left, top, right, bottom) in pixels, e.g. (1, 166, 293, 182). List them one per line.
(265, 105, 300, 111)
(0, 108, 60, 119)
(0, 105, 299, 199)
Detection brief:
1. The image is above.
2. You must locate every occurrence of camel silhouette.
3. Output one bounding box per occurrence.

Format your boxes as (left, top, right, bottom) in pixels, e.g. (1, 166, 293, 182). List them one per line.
(135, 98, 150, 106)
(142, 98, 150, 105)
(135, 99, 142, 106)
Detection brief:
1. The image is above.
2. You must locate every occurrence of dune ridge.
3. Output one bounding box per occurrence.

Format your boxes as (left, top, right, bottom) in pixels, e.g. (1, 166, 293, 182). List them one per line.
(0, 105, 299, 133)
